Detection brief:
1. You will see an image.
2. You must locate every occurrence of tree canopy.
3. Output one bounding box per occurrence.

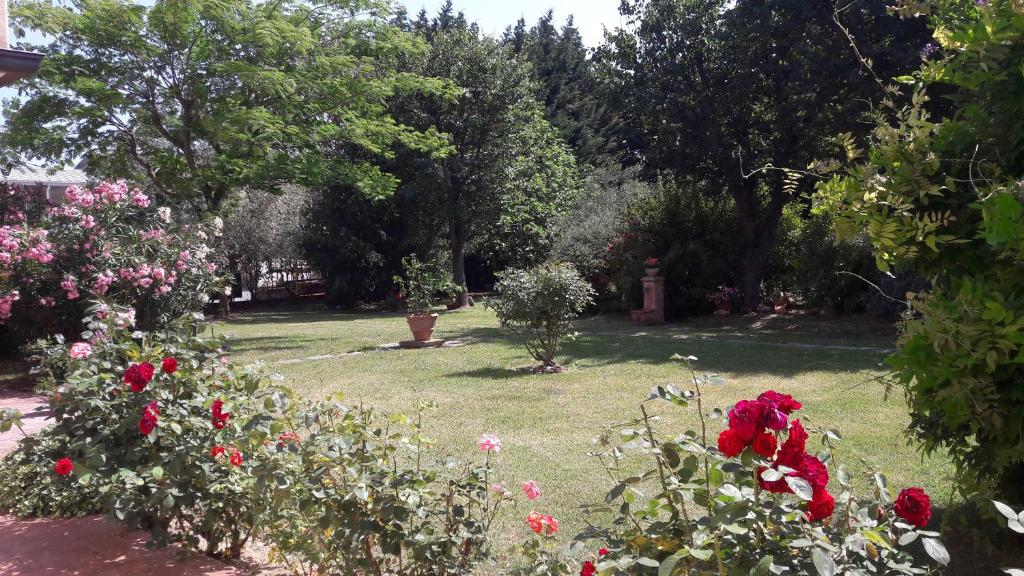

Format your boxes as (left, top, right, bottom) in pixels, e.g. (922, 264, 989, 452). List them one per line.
(3, 0, 453, 212)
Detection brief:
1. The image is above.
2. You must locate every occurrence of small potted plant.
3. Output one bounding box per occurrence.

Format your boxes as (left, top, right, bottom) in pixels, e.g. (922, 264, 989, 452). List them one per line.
(773, 291, 791, 314)
(394, 256, 455, 341)
(707, 286, 739, 315)
(644, 256, 661, 277)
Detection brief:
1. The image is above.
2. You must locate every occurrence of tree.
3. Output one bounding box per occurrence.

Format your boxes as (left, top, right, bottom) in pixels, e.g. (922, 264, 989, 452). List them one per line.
(3, 0, 452, 213)
(392, 10, 580, 307)
(505, 11, 620, 166)
(599, 0, 927, 310)
(817, 0, 1024, 502)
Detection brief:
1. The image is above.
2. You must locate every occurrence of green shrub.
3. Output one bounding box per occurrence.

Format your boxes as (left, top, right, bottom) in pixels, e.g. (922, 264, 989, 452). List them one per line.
(489, 262, 594, 371)
(515, 357, 949, 575)
(393, 255, 457, 314)
(816, 0, 1024, 501)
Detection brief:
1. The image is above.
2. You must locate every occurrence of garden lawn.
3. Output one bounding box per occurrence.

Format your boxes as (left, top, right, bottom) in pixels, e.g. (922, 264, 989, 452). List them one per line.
(217, 305, 953, 558)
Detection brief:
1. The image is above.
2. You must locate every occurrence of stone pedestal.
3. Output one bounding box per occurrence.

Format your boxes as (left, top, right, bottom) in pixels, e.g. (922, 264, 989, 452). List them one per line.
(631, 275, 665, 324)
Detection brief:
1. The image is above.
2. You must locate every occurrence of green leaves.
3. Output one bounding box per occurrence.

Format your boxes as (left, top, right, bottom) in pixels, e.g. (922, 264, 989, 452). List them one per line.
(922, 537, 949, 566)
(811, 548, 836, 576)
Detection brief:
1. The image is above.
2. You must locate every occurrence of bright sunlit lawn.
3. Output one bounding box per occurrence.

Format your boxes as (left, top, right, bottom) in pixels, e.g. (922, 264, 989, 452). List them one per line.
(216, 304, 954, 559)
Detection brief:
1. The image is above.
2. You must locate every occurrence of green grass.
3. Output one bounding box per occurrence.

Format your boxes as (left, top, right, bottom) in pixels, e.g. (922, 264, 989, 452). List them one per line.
(217, 305, 953, 554)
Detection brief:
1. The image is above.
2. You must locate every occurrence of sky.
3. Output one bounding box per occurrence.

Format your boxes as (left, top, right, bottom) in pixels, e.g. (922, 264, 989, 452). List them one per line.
(399, 0, 624, 46)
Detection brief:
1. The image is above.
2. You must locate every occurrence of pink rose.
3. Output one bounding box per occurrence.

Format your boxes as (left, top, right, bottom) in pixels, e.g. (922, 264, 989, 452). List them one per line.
(522, 480, 541, 501)
(477, 433, 501, 453)
(69, 342, 92, 359)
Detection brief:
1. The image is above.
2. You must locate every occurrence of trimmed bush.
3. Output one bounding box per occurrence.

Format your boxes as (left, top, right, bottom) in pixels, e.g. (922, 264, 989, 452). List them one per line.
(489, 262, 594, 371)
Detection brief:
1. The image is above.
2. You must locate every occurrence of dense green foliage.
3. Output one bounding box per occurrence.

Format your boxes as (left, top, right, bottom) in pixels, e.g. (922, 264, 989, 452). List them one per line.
(3, 0, 452, 212)
(389, 11, 581, 306)
(817, 0, 1024, 502)
(596, 0, 928, 310)
(489, 262, 594, 370)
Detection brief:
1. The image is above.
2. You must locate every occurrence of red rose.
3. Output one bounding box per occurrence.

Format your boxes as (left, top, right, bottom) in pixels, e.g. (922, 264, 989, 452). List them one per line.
(775, 420, 808, 468)
(161, 357, 178, 374)
(211, 445, 226, 458)
(123, 362, 155, 392)
(727, 400, 765, 443)
(752, 431, 777, 458)
(598, 548, 609, 557)
(797, 454, 829, 490)
(806, 488, 835, 522)
(230, 450, 243, 467)
(757, 390, 802, 414)
(581, 561, 597, 576)
(211, 399, 231, 429)
(717, 429, 745, 457)
(757, 465, 790, 494)
(894, 487, 932, 528)
(139, 401, 159, 435)
(54, 457, 74, 476)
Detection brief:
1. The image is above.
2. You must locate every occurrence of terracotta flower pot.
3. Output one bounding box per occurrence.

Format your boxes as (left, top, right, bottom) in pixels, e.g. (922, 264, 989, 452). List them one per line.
(406, 313, 438, 342)
(645, 267, 660, 277)
(773, 298, 789, 314)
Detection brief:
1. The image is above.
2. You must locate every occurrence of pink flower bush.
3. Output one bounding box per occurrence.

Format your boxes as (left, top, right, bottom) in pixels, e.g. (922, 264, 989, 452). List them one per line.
(0, 182, 224, 344)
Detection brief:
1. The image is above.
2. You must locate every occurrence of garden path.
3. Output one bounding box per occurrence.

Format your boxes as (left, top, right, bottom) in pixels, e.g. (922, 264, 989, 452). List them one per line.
(0, 391, 245, 576)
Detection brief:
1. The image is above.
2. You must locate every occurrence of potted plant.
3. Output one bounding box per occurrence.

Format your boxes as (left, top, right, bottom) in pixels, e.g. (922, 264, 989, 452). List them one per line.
(707, 286, 739, 315)
(393, 256, 455, 341)
(644, 256, 661, 277)
(773, 291, 791, 314)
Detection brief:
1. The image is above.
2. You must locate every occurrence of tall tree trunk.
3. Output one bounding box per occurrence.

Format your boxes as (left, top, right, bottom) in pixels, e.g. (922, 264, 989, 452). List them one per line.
(733, 180, 786, 313)
(450, 216, 470, 308)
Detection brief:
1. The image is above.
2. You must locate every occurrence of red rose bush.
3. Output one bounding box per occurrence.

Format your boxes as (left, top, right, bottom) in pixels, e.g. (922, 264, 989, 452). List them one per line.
(0, 300, 524, 573)
(515, 355, 949, 576)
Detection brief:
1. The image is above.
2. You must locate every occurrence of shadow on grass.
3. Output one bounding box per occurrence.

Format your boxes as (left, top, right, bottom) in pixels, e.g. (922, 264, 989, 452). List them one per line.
(444, 325, 887, 378)
(222, 309, 407, 326)
(447, 367, 530, 380)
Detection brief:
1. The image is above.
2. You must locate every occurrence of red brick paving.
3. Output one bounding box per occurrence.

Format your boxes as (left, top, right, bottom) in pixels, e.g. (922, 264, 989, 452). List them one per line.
(0, 391, 245, 576)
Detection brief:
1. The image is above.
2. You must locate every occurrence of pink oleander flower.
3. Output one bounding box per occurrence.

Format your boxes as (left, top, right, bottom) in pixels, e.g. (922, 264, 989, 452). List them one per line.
(60, 277, 80, 300)
(490, 482, 509, 495)
(92, 271, 115, 295)
(157, 207, 171, 223)
(96, 180, 128, 203)
(477, 433, 501, 453)
(38, 297, 55, 307)
(80, 215, 96, 229)
(114, 309, 136, 328)
(522, 480, 541, 501)
(0, 291, 21, 321)
(69, 342, 92, 359)
(131, 189, 150, 208)
(64, 185, 96, 207)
